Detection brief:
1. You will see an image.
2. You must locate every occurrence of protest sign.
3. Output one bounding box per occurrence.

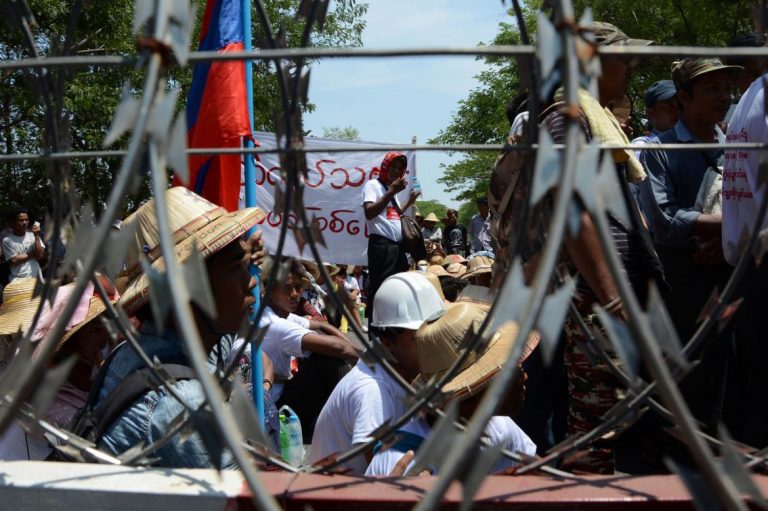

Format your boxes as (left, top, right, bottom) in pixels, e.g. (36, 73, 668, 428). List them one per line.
(242, 132, 416, 266)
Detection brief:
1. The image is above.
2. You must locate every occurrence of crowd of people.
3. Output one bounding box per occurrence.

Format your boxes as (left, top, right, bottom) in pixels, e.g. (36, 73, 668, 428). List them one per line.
(0, 19, 766, 480)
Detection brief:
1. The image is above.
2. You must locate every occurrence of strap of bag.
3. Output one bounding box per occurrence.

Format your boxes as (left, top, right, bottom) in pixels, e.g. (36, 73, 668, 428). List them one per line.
(91, 364, 197, 440)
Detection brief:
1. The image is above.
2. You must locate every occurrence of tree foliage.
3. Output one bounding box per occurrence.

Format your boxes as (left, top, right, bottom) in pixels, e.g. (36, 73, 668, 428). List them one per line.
(415, 199, 448, 221)
(433, 0, 757, 201)
(0, 0, 367, 219)
(320, 125, 361, 140)
(429, 20, 525, 202)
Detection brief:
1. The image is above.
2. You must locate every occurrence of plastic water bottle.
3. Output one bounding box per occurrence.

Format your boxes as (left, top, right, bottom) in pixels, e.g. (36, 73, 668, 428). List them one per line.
(279, 405, 304, 466)
(412, 176, 422, 196)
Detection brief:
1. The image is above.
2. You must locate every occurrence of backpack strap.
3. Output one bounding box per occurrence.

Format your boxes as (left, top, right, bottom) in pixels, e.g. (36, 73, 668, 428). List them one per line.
(91, 364, 197, 441)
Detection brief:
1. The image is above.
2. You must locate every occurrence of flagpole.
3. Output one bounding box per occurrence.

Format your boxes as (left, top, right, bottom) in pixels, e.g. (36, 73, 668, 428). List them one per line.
(241, 0, 265, 424)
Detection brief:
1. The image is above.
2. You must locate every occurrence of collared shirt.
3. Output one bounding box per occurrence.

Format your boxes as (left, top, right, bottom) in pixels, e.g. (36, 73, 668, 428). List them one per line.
(469, 213, 494, 253)
(639, 120, 725, 247)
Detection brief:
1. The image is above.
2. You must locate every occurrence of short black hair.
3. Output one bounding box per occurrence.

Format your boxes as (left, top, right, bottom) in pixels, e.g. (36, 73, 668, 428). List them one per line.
(438, 276, 468, 302)
(6, 206, 28, 223)
(476, 197, 488, 206)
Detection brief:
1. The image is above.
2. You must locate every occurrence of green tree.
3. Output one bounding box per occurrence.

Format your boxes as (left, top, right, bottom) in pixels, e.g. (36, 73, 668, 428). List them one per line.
(430, 19, 525, 202)
(415, 199, 447, 220)
(0, 0, 367, 217)
(321, 125, 361, 140)
(433, 0, 756, 201)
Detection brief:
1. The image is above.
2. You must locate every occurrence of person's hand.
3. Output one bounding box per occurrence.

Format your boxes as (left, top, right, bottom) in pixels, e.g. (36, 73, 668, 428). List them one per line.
(409, 189, 421, 202)
(694, 237, 725, 265)
(390, 176, 407, 194)
(386, 450, 431, 477)
(245, 230, 266, 268)
(31, 222, 41, 237)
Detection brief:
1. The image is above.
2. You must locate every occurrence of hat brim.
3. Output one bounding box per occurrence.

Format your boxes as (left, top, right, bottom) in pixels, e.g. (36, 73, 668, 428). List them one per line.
(689, 65, 745, 83)
(0, 296, 41, 335)
(461, 266, 492, 280)
(118, 207, 265, 316)
(441, 322, 539, 400)
(622, 38, 654, 46)
(56, 296, 113, 351)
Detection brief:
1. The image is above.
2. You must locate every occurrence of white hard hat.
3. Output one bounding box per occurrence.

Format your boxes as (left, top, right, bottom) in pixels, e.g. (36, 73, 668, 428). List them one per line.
(371, 272, 446, 330)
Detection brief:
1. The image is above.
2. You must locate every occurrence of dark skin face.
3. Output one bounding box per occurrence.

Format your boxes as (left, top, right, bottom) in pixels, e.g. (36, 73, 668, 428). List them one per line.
(599, 56, 635, 106)
(199, 239, 257, 350)
(381, 328, 420, 382)
(646, 97, 681, 133)
(678, 72, 733, 138)
(268, 273, 303, 317)
(457, 366, 528, 419)
(10, 213, 29, 236)
(477, 203, 489, 218)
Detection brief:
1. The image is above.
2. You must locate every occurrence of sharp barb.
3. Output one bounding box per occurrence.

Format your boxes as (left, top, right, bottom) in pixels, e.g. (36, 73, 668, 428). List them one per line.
(231, 382, 277, 455)
(460, 442, 505, 511)
(537, 279, 574, 366)
(646, 283, 689, 372)
(535, 12, 561, 78)
(182, 244, 217, 320)
(104, 85, 139, 147)
(407, 401, 459, 476)
(529, 129, 561, 206)
(594, 307, 640, 379)
(167, 112, 189, 183)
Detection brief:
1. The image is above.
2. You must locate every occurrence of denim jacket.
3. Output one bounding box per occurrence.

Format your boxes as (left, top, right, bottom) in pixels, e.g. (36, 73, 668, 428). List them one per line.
(96, 325, 237, 469)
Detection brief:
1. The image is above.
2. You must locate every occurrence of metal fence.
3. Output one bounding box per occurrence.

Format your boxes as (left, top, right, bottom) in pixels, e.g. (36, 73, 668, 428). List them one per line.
(1, 0, 768, 509)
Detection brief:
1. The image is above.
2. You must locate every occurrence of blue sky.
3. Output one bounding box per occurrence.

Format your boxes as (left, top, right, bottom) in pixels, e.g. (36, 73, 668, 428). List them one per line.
(303, 1, 512, 209)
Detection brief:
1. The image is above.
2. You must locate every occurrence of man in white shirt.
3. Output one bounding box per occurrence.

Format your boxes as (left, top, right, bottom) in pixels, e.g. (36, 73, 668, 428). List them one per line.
(362, 152, 420, 314)
(1, 208, 45, 281)
(310, 272, 445, 475)
(721, 72, 768, 448)
(364, 301, 536, 477)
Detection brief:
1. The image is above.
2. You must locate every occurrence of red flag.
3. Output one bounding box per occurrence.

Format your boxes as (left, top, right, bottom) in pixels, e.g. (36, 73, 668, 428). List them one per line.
(178, 0, 251, 211)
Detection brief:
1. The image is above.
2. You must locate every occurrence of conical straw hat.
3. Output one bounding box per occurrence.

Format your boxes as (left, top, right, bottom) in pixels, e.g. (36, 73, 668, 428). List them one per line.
(414, 301, 539, 400)
(118, 187, 265, 315)
(0, 278, 40, 335)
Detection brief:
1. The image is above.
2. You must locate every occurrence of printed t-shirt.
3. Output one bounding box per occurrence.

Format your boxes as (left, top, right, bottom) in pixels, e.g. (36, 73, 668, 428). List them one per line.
(723, 74, 768, 265)
(362, 179, 402, 242)
(2, 231, 44, 280)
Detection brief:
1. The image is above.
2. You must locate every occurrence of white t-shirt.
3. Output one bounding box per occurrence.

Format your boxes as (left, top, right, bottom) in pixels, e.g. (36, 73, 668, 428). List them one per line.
(310, 360, 408, 475)
(362, 179, 402, 242)
(723, 74, 768, 266)
(2, 231, 44, 280)
(365, 415, 536, 476)
(259, 306, 311, 401)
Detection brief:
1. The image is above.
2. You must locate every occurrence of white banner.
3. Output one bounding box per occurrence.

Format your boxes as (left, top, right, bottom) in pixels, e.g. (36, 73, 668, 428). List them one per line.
(241, 132, 415, 266)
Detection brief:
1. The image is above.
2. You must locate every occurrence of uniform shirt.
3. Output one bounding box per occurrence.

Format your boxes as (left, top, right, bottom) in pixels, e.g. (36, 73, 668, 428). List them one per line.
(362, 179, 402, 242)
(310, 360, 408, 475)
(639, 121, 726, 247)
(2, 231, 44, 280)
(723, 74, 768, 265)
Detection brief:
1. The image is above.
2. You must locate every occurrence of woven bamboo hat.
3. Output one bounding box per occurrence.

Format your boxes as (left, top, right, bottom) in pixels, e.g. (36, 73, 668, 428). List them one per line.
(424, 212, 440, 223)
(444, 262, 467, 278)
(461, 255, 494, 280)
(118, 187, 265, 315)
(426, 264, 449, 277)
(56, 278, 119, 351)
(414, 301, 539, 400)
(0, 278, 40, 335)
(441, 254, 467, 267)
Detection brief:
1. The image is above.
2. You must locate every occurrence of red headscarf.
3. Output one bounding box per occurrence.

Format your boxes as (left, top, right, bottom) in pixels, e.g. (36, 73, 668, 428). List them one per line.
(378, 152, 407, 184)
